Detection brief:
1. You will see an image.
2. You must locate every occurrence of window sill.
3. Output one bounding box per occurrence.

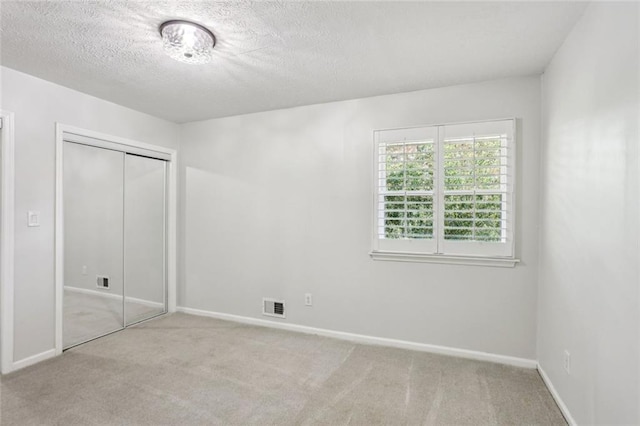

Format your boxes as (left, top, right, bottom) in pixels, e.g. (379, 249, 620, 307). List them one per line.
(369, 251, 520, 268)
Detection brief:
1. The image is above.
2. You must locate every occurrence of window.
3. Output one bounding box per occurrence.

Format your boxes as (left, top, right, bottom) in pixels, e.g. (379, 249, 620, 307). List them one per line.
(372, 119, 516, 265)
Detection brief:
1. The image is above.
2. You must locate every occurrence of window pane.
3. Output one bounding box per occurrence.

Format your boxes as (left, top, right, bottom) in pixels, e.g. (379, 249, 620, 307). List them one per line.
(381, 141, 434, 192)
(443, 136, 507, 192)
(382, 195, 433, 239)
(441, 133, 507, 243)
(444, 140, 474, 190)
(444, 193, 506, 242)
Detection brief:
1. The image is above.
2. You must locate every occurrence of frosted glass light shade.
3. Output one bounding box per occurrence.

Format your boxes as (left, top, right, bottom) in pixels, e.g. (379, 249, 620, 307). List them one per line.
(160, 20, 215, 64)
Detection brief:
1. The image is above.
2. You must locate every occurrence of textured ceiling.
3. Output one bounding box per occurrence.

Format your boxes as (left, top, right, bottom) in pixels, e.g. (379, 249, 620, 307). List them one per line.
(0, 1, 587, 123)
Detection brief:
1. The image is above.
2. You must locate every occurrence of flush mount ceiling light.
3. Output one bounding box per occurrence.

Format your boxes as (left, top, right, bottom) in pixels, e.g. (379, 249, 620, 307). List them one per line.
(160, 20, 216, 64)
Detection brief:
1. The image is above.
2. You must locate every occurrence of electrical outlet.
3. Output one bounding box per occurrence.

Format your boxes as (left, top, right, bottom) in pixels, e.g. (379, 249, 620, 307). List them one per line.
(563, 350, 571, 374)
(305, 293, 313, 306)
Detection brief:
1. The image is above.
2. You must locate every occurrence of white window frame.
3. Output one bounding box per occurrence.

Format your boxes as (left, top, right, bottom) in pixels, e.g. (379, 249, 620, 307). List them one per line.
(370, 118, 519, 268)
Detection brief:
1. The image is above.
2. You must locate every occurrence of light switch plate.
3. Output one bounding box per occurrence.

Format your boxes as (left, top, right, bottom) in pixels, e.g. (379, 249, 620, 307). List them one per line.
(27, 211, 40, 227)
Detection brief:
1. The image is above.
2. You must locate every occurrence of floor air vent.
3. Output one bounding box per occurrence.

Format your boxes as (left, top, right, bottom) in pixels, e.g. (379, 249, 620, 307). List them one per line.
(263, 298, 285, 318)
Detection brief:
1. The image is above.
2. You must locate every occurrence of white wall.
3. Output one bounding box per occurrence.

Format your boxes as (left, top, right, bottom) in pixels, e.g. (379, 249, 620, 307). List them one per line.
(179, 76, 541, 360)
(0, 66, 180, 362)
(539, 2, 639, 424)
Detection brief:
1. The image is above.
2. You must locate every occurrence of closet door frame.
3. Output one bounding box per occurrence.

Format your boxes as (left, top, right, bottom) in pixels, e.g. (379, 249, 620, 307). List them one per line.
(54, 123, 177, 356)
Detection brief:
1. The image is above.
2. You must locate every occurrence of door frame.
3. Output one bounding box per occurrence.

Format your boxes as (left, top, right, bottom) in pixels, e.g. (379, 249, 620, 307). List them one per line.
(54, 123, 178, 355)
(0, 110, 16, 373)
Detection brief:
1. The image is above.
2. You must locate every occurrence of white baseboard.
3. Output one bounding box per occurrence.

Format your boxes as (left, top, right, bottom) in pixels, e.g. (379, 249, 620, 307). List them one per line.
(64, 286, 164, 309)
(537, 364, 576, 426)
(127, 296, 164, 309)
(177, 306, 537, 369)
(9, 349, 56, 373)
(65, 285, 121, 300)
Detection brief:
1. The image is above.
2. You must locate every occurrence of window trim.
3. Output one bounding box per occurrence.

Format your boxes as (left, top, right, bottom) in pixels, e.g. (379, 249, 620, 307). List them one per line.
(371, 118, 519, 267)
(369, 251, 520, 267)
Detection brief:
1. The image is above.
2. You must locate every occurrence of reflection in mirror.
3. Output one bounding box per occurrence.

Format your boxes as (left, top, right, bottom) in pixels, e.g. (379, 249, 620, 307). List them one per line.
(124, 154, 167, 325)
(63, 142, 124, 348)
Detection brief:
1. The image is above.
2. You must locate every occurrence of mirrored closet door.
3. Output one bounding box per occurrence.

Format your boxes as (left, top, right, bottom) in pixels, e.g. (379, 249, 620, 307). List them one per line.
(63, 140, 167, 349)
(123, 154, 167, 326)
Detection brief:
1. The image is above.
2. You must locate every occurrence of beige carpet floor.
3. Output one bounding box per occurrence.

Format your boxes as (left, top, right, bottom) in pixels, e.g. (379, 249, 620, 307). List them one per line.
(1, 313, 566, 425)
